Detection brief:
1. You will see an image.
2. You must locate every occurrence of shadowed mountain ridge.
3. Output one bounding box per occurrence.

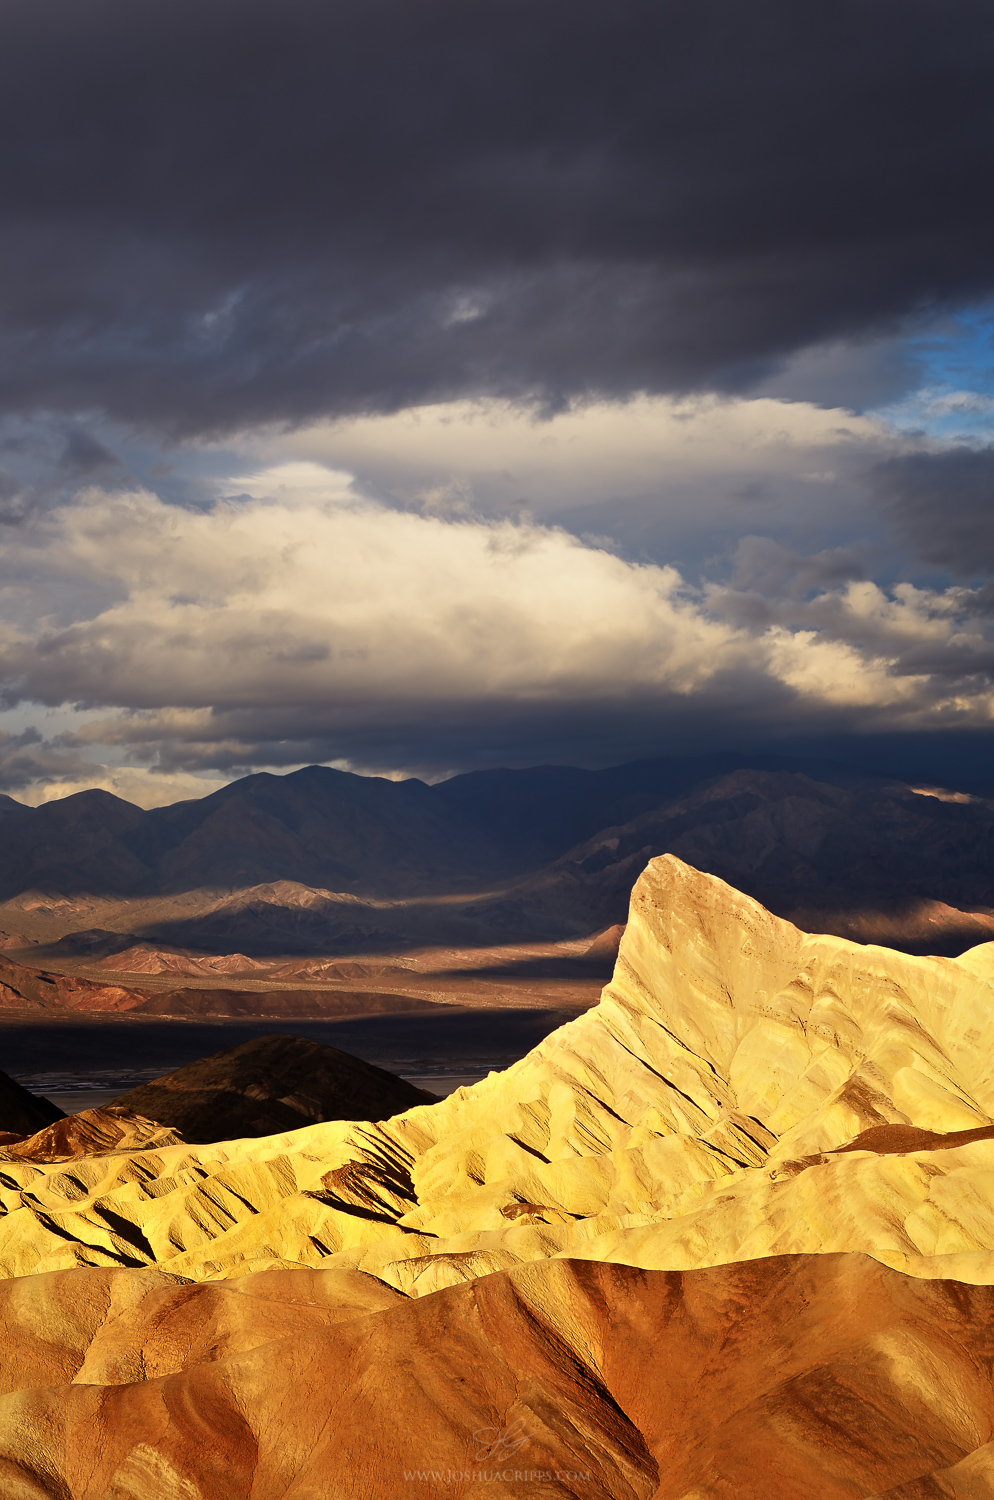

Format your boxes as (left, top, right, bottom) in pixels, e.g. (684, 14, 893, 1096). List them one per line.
(494, 767, 994, 955)
(0, 752, 958, 899)
(6, 758, 994, 958)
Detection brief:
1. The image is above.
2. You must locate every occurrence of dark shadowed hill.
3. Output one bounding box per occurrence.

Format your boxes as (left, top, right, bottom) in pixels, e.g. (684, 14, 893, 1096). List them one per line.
(0, 1069, 64, 1137)
(0, 789, 149, 899)
(476, 768, 994, 955)
(0, 753, 873, 902)
(5, 758, 994, 959)
(107, 1034, 438, 1142)
(0, 772, 496, 900)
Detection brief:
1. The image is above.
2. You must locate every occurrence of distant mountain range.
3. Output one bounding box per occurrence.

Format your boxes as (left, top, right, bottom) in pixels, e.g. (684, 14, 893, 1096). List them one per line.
(3, 754, 994, 957)
(0, 753, 788, 900)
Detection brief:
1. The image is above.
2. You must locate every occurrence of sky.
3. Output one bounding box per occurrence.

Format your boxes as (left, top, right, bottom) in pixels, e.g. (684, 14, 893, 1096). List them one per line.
(2, 0, 994, 807)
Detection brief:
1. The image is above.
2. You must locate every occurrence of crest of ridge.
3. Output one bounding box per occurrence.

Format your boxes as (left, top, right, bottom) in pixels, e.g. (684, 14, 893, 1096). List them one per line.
(4, 855, 994, 1289)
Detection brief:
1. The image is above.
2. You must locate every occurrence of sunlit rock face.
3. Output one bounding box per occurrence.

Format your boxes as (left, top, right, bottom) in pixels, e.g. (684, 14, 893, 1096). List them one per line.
(6, 856, 994, 1494)
(7, 855, 994, 1283)
(2, 1253, 994, 1500)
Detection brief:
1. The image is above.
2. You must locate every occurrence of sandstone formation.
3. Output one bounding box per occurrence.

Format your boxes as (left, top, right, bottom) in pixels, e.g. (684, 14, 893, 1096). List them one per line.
(4, 857, 994, 1492)
(106, 1033, 439, 1142)
(0, 1106, 184, 1162)
(9, 856, 994, 1284)
(0, 949, 153, 1013)
(3, 1253, 994, 1496)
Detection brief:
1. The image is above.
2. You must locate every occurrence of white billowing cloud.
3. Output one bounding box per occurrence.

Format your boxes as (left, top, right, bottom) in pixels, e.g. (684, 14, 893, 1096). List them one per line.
(274, 393, 892, 487)
(763, 629, 928, 711)
(249, 394, 904, 557)
(0, 455, 992, 792)
(710, 574, 994, 683)
(0, 463, 748, 709)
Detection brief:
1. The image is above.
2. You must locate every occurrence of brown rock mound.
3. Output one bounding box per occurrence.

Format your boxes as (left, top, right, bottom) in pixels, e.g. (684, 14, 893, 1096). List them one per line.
(3, 1253, 994, 1497)
(94, 944, 268, 974)
(107, 1033, 438, 1142)
(584, 921, 626, 963)
(0, 1106, 183, 1162)
(0, 950, 152, 1013)
(835, 1122, 994, 1156)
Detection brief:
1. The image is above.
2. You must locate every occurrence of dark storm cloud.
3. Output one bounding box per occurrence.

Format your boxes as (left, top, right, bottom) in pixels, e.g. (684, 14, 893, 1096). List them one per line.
(872, 447, 994, 575)
(57, 691, 878, 782)
(0, 468, 21, 508)
(0, 0, 993, 434)
(0, 727, 104, 793)
(57, 430, 123, 481)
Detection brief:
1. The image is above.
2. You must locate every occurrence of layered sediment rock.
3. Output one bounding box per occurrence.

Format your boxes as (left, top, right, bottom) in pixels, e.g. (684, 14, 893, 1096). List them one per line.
(8, 856, 994, 1283)
(5, 856, 994, 1494)
(2, 1253, 994, 1497)
(0, 1106, 182, 1162)
(0, 950, 152, 1013)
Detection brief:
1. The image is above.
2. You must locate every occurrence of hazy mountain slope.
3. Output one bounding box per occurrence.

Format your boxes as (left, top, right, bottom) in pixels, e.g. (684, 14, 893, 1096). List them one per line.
(479, 768, 994, 954)
(427, 751, 936, 866)
(0, 789, 150, 899)
(0, 752, 904, 904)
(134, 764, 507, 894)
(580, 769, 994, 913)
(0, 768, 508, 900)
(6, 760, 994, 959)
(427, 753, 726, 865)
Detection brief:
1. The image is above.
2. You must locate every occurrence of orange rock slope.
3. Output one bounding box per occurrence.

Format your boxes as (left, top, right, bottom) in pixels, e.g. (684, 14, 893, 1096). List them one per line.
(3, 1253, 994, 1498)
(4, 855, 994, 1495)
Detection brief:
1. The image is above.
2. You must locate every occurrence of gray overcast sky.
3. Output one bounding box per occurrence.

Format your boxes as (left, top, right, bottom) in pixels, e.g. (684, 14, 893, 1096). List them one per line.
(1, 0, 994, 804)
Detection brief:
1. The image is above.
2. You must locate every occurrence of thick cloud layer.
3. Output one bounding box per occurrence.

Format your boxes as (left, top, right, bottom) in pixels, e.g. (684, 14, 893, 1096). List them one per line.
(1, 461, 992, 791)
(0, 0, 993, 432)
(268, 395, 898, 569)
(1, 4, 992, 803)
(872, 447, 994, 576)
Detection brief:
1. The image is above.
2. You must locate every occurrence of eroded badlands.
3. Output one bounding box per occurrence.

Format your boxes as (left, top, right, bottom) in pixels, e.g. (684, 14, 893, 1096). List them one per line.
(6, 856, 994, 1495)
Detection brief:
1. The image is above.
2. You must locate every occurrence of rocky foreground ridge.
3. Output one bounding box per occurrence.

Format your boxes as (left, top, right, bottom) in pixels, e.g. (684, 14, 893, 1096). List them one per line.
(6, 856, 994, 1494)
